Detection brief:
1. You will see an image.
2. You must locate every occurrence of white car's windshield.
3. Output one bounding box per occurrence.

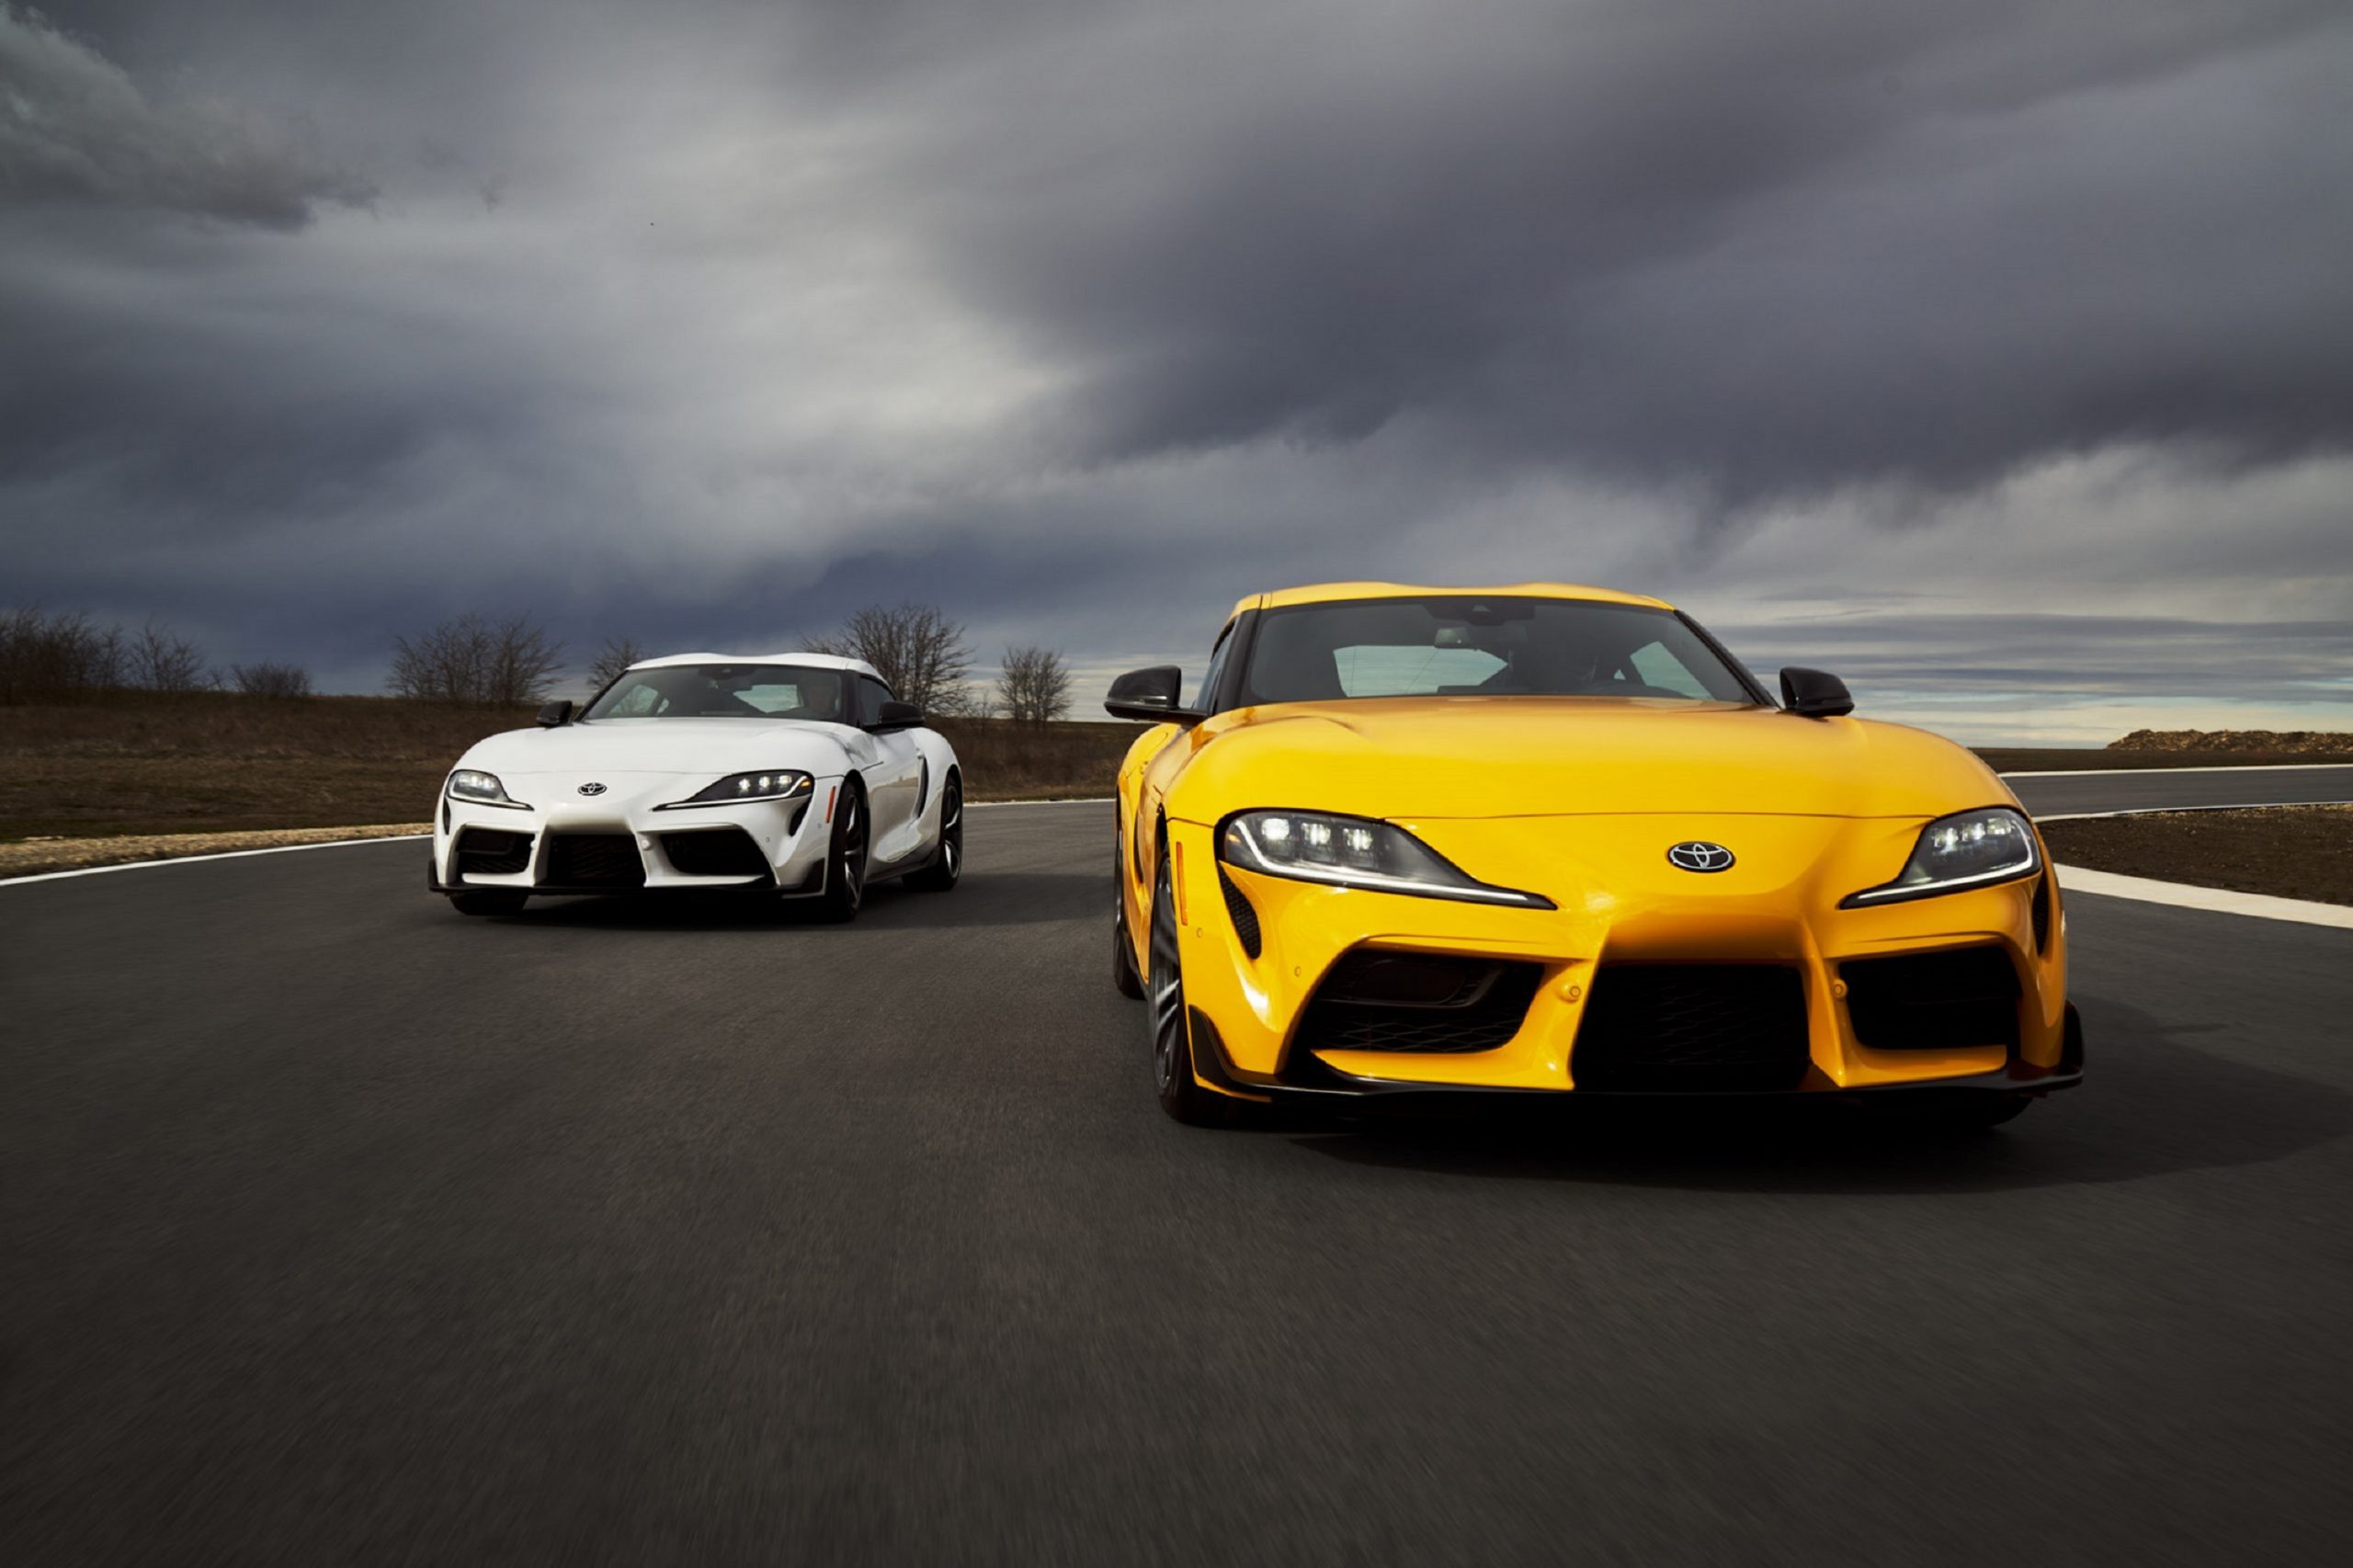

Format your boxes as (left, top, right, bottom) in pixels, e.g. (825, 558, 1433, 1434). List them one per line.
(582, 664, 848, 722)
(1239, 597, 1754, 705)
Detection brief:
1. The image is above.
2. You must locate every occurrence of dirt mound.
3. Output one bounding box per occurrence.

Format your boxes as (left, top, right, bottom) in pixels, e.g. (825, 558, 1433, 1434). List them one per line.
(2111, 729, 2353, 755)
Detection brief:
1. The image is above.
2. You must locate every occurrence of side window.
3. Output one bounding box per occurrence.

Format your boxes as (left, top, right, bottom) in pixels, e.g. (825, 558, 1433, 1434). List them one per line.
(1191, 625, 1237, 712)
(858, 676, 896, 723)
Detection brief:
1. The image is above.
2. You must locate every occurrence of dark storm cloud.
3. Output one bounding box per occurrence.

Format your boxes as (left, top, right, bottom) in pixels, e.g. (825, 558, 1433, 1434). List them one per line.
(0, 6, 371, 225)
(0, 0, 2347, 740)
(891, 0, 2350, 494)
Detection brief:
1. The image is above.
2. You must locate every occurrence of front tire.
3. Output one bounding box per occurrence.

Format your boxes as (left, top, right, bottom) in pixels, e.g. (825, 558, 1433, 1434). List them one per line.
(449, 890, 527, 917)
(1112, 822, 1144, 999)
(1147, 853, 1229, 1126)
(905, 774, 962, 892)
(813, 784, 868, 923)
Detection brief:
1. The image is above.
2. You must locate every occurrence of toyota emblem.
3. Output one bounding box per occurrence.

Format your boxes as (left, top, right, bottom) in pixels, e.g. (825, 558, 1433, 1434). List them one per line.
(577, 781, 608, 797)
(1666, 841, 1734, 872)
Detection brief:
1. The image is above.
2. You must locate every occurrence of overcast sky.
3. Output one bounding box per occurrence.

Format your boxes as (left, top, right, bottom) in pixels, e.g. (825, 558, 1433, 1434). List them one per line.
(4, 0, 2348, 741)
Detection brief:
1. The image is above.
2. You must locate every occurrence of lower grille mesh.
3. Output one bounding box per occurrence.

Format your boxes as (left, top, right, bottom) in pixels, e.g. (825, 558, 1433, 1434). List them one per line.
(545, 833, 645, 889)
(1218, 869, 1262, 958)
(1572, 964, 1810, 1092)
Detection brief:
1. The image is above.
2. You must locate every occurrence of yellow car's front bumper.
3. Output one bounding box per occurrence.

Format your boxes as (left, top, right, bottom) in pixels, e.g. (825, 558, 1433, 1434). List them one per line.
(1164, 812, 2079, 1103)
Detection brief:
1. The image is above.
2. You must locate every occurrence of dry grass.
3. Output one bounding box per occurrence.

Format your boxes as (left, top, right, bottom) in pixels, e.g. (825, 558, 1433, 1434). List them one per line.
(0, 694, 1142, 840)
(2043, 804, 2353, 906)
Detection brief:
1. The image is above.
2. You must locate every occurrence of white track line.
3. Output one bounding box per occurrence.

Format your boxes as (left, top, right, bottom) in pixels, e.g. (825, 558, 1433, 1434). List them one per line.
(2000, 763, 2353, 778)
(2057, 865, 2353, 930)
(0, 801, 1114, 888)
(2037, 801, 2353, 824)
(0, 834, 431, 889)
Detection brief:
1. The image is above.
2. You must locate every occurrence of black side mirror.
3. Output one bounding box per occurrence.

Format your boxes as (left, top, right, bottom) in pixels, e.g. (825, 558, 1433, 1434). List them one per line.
(1779, 666, 1854, 719)
(536, 699, 574, 727)
(1105, 665, 1202, 723)
(868, 699, 924, 733)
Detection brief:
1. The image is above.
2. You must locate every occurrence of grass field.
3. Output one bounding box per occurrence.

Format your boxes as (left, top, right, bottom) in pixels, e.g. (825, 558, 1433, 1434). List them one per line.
(6, 696, 2347, 852)
(0, 695, 1144, 842)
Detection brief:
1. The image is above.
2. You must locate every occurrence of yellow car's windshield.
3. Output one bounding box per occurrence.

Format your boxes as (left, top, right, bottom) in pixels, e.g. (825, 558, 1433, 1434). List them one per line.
(1238, 597, 1755, 705)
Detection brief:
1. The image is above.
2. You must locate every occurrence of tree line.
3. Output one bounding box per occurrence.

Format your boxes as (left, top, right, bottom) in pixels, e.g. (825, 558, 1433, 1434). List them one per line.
(0, 608, 310, 705)
(393, 601, 1073, 723)
(3, 600, 1075, 723)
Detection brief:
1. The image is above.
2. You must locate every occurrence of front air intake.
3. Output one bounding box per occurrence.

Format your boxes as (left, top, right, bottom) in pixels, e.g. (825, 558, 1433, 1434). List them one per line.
(1571, 964, 1811, 1092)
(661, 829, 771, 880)
(1293, 950, 1541, 1053)
(453, 826, 531, 879)
(1840, 947, 2021, 1052)
(544, 833, 645, 889)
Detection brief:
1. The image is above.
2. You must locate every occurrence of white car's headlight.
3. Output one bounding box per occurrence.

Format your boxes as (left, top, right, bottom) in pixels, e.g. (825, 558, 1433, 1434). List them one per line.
(1844, 807, 2040, 907)
(1219, 810, 1552, 908)
(657, 770, 816, 809)
(448, 769, 528, 810)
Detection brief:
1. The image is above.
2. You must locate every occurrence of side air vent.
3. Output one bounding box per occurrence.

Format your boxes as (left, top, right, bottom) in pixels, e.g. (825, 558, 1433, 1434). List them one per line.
(1218, 868, 1262, 958)
(1841, 947, 2021, 1052)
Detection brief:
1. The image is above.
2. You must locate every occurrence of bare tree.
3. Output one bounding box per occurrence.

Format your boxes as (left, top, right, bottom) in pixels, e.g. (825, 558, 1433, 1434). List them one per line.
(586, 635, 646, 690)
(233, 661, 313, 699)
(389, 613, 564, 705)
(996, 644, 1072, 727)
(130, 619, 208, 693)
(805, 602, 974, 715)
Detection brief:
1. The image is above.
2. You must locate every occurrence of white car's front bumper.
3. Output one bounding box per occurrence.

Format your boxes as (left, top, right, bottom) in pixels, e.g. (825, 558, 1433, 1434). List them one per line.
(431, 771, 844, 897)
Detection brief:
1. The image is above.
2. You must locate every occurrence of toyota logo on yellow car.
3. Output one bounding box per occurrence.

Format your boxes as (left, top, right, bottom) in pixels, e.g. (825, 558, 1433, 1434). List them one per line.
(1666, 840, 1735, 872)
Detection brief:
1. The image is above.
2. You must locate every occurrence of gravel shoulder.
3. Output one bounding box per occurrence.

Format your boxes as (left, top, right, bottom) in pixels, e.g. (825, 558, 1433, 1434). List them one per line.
(0, 824, 430, 881)
(2043, 805, 2353, 908)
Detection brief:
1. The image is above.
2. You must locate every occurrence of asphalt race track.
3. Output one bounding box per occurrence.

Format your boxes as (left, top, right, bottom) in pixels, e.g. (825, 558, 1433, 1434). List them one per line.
(2006, 763, 2353, 817)
(5, 780, 2351, 1564)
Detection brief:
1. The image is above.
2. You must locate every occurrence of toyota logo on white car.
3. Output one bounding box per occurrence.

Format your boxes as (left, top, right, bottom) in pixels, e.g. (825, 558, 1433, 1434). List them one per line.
(577, 781, 608, 796)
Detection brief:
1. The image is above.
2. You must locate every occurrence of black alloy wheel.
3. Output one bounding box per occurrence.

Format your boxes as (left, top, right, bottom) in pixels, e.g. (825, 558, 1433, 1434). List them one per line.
(815, 786, 868, 922)
(1148, 853, 1228, 1125)
(1112, 823, 1144, 999)
(907, 775, 962, 892)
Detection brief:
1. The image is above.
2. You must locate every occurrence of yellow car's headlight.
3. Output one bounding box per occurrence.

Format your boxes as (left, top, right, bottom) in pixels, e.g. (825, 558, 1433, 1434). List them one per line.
(1843, 807, 2040, 907)
(1219, 810, 1552, 908)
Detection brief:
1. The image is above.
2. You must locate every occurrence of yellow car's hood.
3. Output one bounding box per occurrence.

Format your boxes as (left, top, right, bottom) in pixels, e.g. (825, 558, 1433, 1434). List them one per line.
(1167, 698, 2011, 822)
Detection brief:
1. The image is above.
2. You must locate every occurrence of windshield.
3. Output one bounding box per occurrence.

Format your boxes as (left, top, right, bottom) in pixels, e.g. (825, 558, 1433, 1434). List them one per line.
(581, 664, 848, 722)
(1237, 597, 1755, 706)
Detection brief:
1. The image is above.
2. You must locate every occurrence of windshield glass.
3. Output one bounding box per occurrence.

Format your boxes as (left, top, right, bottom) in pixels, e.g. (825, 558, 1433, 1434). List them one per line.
(1238, 597, 1754, 706)
(582, 664, 848, 722)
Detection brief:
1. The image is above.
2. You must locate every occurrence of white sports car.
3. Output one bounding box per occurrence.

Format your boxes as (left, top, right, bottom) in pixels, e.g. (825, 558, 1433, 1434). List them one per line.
(429, 653, 962, 919)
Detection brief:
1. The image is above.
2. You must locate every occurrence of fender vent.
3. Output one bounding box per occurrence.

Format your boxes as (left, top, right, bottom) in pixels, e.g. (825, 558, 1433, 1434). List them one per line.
(1218, 868, 1262, 958)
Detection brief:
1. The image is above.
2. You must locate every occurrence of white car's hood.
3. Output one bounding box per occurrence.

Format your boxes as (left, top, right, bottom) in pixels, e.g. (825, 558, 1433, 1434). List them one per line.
(459, 718, 862, 780)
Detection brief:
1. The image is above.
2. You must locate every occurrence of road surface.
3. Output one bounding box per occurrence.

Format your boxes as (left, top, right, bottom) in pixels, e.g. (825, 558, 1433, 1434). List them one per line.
(3, 795, 2348, 1564)
(2006, 762, 2353, 818)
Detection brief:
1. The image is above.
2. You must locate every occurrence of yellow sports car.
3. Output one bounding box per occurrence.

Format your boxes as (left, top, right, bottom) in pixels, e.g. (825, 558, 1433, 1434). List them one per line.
(1106, 582, 2082, 1127)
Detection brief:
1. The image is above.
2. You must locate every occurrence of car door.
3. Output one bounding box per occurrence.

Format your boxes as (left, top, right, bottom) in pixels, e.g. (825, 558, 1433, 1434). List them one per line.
(856, 675, 926, 863)
(1127, 614, 1245, 932)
